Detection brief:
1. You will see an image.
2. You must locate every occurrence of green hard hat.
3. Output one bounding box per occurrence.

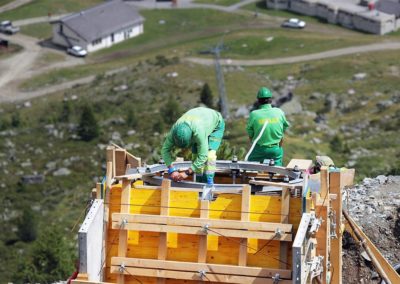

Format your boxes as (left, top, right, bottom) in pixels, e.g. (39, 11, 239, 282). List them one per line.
(257, 87, 272, 99)
(172, 123, 192, 148)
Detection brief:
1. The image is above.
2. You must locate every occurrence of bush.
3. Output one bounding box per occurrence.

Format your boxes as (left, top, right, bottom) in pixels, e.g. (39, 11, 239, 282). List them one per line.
(78, 104, 99, 141)
(161, 96, 183, 125)
(16, 207, 37, 243)
(200, 83, 214, 108)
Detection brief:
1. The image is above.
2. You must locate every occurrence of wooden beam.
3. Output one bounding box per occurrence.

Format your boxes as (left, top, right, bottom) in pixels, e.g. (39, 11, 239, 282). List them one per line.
(320, 166, 329, 201)
(95, 182, 101, 199)
(239, 185, 251, 266)
(112, 213, 293, 233)
(157, 179, 170, 284)
(286, 159, 313, 171)
(329, 171, 342, 284)
(126, 151, 141, 168)
(114, 173, 143, 181)
(117, 179, 131, 284)
(249, 179, 301, 189)
(72, 281, 114, 284)
(279, 187, 290, 269)
(198, 200, 209, 263)
(111, 257, 292, 279)
(115, 149, 127, 176)
(111, 222, 292, 241)
(344, 212, 400, 284)
(111, 266, 293, 284)
(340, 168, 355, 188)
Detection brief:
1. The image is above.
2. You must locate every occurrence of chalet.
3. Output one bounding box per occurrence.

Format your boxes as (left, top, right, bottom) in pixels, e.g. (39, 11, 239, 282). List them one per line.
(51, 0, 144, 52)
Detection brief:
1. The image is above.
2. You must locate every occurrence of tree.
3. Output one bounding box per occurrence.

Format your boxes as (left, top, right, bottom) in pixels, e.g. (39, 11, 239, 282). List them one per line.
(16, 207, 37, 242)
(59, 100, 72, 123)
(11, 112, 21, 128)
(126, 109, 137, 128)
(161, 96, 183, 125)
(13, 227, 75, 283)
(200, 83, 214, 108)
(78, 104, 99, 141)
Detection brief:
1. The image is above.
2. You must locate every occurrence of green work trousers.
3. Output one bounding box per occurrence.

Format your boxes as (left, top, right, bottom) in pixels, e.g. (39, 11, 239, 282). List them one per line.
(248, 144, 284, 166)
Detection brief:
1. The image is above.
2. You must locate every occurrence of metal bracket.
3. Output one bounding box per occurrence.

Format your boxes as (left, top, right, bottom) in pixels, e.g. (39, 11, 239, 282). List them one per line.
(201, 224, 209, 234)
(201, 185, 214, 200)
(308, 256, 324, 279)
(329, 210, 337, 239)
(275, 228, 282, 238)
(272, 273, 281, 283)
(119, 263, 125, 273)
(198, 270, 207, 279)
(310, 214, 322, 234)
(120, 218, 128, 228)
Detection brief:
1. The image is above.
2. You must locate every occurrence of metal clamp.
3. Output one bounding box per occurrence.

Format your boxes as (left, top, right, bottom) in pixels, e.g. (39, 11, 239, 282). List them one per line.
(202, 224, 209, 234)
(198, 270, 207, 279)
(309, 256, 324, 279)
(119, 263, 125, 273)
(121, 218, 128, 228)
(329, 210, 337, 239)
(272, 273, 281, 283)
(310, 213, 322, 234)
(275, 228, 282, 238)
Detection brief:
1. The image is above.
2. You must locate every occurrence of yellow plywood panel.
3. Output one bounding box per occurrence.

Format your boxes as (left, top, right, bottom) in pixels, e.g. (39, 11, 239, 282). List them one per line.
(209, 194, 241, 220)
(247, 239, 280, 268)
(207, 236, 240, 265)
(127, 231, 159, 259)
(130, 189, 161, 215)
(169, 191, 200, 217)
(167, 233, 199, 262)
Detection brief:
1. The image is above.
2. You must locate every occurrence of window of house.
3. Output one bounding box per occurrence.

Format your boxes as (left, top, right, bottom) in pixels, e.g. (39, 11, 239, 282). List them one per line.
(92, 38, 102, 45)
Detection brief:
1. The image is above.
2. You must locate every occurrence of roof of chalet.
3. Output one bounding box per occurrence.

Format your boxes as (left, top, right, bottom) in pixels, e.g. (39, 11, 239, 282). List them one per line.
(376, 0, 400, 17)
(54, 0, 144, 42)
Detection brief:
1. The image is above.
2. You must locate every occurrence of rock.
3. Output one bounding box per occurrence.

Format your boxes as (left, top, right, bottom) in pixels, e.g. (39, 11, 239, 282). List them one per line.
(348, 89, 356, 95)
(376, 175, 387, 184)
(24, 101, 31, 108)
(53, 168, 71, 176)
(280, 97, 302, 115)
(376, 100, 393, 112)
(234, 105, 250, 118)
(265, 36, 274, 42)
(127, 130, 136, 136)
(111, 131, 121, 141)
(353, 73, 367, 80)
(46, 161, 57, 170)
(113, 84, 128, 92)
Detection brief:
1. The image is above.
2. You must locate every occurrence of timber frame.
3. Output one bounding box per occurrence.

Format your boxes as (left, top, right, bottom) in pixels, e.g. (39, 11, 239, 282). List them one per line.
(73, 145, 357, 284)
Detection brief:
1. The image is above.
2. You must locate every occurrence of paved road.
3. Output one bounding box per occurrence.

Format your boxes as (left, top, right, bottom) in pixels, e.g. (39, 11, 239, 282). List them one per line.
(185, 42, 400, 66)
(0, 0, 32, 14)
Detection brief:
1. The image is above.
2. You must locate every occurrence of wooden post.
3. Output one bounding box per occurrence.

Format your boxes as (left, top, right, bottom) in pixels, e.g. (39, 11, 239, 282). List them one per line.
(158, 179, 171, 284)
(279, 188, 290, 269)
(320, 167, 329, 201)
(115, 148, 127, 176)
(239, 185, 250, 266)
(117, 179, 131, 284)
(198, 200, 209, 263)
(106, 146, 116, 178)
(330, 171, 342, 284)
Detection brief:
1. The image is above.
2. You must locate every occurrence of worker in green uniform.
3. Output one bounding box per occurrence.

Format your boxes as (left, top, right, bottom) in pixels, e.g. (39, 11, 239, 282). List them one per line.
(161, 107, 225, 184)
(246, 87, 290, 166)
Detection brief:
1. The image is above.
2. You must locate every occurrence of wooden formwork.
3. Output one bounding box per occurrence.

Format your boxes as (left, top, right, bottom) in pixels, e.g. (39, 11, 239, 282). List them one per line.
(73, 146, 358, 284)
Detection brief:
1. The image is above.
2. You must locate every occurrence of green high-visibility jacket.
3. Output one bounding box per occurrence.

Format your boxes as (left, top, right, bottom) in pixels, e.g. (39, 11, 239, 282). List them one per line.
(246, 104, 290, 146)
(162, 107, 223, 172)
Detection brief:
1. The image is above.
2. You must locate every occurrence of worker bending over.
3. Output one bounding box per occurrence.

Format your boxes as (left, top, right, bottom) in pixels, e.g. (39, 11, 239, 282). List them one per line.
(246, 87, 290, 166)
(161, 107, 225, 184)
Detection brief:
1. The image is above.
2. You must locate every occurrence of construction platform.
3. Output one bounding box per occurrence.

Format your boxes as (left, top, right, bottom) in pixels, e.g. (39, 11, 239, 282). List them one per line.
(72, 145, 357, 284)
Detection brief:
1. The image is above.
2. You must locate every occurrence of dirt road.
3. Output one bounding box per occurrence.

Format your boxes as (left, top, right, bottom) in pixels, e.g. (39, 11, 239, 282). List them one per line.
(0, 0, 32, 13)
(185, 42, 400, 66)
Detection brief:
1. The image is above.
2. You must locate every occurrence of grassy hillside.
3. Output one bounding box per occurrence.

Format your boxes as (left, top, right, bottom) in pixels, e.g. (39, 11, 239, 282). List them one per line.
(1, 2, 400, 282)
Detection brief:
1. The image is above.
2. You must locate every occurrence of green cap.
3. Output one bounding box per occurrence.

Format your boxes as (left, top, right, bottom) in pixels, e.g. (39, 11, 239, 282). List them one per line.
(172, 123, 192, 148)
(257, 87, 272, 99)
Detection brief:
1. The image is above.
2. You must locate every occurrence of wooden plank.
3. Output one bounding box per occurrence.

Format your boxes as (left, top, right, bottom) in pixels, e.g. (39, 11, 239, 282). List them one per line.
(158, 180, 170, 284)
(249, 179, 301, 189)
(112, 213, 293, 232)
(286, 159, 313, 171)
(329, 171, 342, 284)
(279, 187, 290, 269)
(239, 185, 251, 266)
(72, 281, 114, 284)
(112, 222, 292, 241)
(340, 168, 355, 188)
(126, 151, 141, 168)
(115, 149, 127, 176)
(111, 266, 293, 284)
(344, 213, 400, 284)
(320, 166, 329, 201)
(117, 179, 131, 284)
(111, 257, 292, 279)
(96, 182, 101, 199)
(316, 204, 330, 284)
(198, 200, 209, 263)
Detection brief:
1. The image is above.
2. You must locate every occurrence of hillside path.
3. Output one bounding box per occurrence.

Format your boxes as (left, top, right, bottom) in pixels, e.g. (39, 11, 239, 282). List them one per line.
(185, 42, 400, 66)
(0, 0, 32, 14)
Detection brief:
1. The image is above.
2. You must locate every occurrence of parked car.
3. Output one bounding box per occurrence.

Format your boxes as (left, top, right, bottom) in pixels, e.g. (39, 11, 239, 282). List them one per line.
(281, 18, 306, 29)
(67, 46, 88, 57)
(0, 20, 20, 35)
